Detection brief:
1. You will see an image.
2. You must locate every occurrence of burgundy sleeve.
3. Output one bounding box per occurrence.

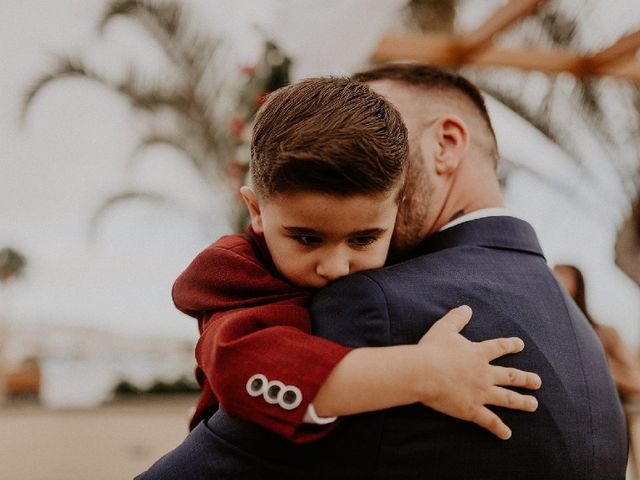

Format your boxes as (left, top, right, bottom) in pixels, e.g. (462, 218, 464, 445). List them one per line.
(173, 240, 353, 443)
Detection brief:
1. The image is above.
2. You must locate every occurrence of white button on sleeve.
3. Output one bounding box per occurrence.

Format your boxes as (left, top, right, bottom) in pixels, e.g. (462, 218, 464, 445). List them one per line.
(246, 374, 267, 397)
(264, 380, 285, 404)
(277, 385, 302, 410)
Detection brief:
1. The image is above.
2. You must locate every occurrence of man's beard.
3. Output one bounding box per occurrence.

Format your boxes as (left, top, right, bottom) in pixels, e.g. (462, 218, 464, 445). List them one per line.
(390, 153, 432, 261)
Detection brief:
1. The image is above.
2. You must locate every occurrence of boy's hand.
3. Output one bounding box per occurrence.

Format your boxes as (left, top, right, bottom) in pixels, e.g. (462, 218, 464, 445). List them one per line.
(415, 305, 541, 440)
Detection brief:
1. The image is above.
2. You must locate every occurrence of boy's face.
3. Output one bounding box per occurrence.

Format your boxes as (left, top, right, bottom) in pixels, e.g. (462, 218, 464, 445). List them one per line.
(241, 186, 400, 288)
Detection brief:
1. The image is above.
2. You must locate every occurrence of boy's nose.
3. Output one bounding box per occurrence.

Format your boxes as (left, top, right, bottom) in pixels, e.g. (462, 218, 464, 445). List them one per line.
(316, 255, 350, 282)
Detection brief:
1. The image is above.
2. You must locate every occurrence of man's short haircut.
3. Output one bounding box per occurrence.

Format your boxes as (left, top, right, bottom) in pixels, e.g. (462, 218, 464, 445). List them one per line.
(352, 63, 497, 144)
(251, 77, 407, 199)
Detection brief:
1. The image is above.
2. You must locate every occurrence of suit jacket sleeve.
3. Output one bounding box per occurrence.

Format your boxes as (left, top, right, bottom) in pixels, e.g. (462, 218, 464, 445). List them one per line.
(173, 240, 352, 443)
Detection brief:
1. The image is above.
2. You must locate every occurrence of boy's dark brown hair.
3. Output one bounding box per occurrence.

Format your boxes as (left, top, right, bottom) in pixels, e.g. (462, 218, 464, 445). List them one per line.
(250, 77, 407, 199)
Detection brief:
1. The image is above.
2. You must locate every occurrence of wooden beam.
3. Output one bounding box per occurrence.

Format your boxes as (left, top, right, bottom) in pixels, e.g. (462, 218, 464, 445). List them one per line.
(373, 33, 582, 71)
(373, 33, 459, 66)
(586, 30, 640, 69)
(372, 33, 640, 82)
(597, 59, 640, 82)
(459, 0, 548, 56)
(470, 45, 585, 74)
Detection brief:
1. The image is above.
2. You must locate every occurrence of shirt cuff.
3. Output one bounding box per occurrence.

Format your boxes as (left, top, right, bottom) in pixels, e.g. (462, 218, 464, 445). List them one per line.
(303, 403, 338, 425)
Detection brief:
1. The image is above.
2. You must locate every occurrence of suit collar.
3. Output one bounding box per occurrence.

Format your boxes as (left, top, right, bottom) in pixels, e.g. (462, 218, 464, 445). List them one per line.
(415, 216, 546, 259)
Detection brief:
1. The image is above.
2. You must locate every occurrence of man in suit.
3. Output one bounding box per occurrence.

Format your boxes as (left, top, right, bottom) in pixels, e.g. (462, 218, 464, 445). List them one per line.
(303, 64, 627, 478)
(137, 64, 627, 479)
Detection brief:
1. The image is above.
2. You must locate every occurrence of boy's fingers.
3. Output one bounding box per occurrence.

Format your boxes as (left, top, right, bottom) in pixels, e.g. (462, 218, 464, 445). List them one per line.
(480, 337, 525, 361)
(434, 305, 473, 333)
(486, 386, 539, 412)
(493, 366, 542, 390)
(471, 407, 512, 440)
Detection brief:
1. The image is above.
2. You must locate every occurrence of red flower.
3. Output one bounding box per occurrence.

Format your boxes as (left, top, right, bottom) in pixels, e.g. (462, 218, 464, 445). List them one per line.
(240, 64, 257, 76)
(229, 115, 245, 140)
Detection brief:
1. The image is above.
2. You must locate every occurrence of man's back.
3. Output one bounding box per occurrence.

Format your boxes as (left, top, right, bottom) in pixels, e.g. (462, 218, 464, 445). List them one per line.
(137, 216, 626, 480)
(308, 216, 626, 479)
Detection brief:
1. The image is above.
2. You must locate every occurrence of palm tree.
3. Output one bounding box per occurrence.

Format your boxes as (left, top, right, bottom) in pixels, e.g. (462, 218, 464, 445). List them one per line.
(21, 0, 291, 237)
(0, 247, 27, 405)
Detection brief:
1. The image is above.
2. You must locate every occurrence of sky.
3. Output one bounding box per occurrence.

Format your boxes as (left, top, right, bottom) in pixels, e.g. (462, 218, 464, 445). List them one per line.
(2, 0, 640, 344)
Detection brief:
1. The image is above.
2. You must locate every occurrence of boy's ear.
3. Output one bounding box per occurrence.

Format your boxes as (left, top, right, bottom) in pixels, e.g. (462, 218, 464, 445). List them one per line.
(425, 114, 469, 175)
(240, 186, 264, 233)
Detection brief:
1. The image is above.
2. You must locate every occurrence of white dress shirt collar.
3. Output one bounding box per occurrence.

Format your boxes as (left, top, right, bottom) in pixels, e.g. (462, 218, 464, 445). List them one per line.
(439, 207, 518, 232)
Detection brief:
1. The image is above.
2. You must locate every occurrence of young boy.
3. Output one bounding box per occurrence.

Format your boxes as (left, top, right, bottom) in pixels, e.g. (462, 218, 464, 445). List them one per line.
(173, 77, 539, 443)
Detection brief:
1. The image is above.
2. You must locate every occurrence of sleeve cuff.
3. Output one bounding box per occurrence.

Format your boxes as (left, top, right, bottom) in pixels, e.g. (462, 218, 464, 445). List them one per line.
(303, 403, 338, 425)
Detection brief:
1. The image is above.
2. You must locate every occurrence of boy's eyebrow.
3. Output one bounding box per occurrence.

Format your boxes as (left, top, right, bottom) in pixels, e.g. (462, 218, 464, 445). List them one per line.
(283, 227, 320, 235)
(348, 228, 388, 236)
(283, 227, 387, 236)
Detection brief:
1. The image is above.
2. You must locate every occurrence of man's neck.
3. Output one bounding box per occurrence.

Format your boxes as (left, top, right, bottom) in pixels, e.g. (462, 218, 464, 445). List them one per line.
(432, 178, 505, 233)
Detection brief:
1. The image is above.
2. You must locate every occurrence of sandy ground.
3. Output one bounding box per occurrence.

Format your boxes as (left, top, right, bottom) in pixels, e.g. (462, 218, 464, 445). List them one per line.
(2, 395, 637, 479)
(628, 410, 640, 480)
(0, 395, 198, 480)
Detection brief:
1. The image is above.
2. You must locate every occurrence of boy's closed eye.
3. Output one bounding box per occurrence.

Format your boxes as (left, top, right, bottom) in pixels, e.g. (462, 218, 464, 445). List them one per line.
(291, 234, 381, 249)
(292, 235, 324, 246)
(348, 236, 380, 248)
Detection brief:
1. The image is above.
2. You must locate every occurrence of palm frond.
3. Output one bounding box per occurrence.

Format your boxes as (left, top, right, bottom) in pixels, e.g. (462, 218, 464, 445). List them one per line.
(126, 132, 225, 183)
(88, 190, 175, 241)
(127, 134, 195, 169)
(88, 189, 218, 241)
(98, 0, 142, 31)
(537, 9, 576, 46)
(21, 57, 101, 125)
(98, 0, 210, 80)
(98, 0, 229, 119)
(99, 0, 181, 52)
(21, 57, 198, 125)
(538, 77, 559, 128)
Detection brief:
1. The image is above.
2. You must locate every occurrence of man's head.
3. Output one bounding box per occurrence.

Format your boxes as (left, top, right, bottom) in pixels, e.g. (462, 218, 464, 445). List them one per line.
(353, 63, 503, 256)
(241, 76, 408, 288)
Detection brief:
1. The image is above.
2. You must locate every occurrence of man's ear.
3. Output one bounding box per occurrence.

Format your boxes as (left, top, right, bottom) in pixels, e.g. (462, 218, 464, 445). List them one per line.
(428, 115, 469, 175)
(240, 186, 264, 233)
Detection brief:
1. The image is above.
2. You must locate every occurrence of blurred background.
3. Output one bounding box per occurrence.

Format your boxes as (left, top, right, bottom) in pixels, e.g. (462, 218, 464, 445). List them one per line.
(2, 0, 640, 478)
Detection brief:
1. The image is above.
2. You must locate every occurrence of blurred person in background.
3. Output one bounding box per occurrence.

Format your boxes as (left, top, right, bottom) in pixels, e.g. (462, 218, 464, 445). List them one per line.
(554, 263, 640, 479)
(553, 264, 640, 399)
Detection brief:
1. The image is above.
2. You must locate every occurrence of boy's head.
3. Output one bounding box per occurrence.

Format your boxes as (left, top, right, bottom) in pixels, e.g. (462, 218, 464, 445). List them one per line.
(241, 77, 408, 288)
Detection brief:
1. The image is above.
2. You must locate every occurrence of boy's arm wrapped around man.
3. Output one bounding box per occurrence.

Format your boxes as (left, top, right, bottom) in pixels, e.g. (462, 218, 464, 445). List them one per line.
(173, 236, 353, 443)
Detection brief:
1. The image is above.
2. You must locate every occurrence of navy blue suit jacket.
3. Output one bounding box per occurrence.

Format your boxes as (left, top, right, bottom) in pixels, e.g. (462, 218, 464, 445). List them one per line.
(137, 216, 627, 479)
